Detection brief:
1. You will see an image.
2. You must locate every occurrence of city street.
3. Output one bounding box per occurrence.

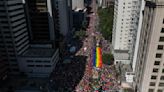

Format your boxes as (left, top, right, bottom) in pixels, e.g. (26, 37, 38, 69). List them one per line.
(51, 0, 120, 92)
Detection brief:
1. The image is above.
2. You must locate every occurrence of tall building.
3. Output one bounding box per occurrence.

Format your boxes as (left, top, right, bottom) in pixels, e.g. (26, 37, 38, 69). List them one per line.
(0, 0, 60, 77)
(134, 0, 164, 92)
(0, 0, 30, 75)
(25, 0, 55, 43)
(0, 22, 8, 81)
(57, 0, 71, 37)
(112, 0, 141, 64)
(132, 0, 145, 72)
(17, 0, 59, 77)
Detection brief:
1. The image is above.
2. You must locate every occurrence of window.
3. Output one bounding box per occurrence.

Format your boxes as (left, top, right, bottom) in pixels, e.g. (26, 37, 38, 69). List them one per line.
(150, 82, 156, 86)
(159, 37, 164, 42)
(27, 65, 34, 67)
(157, 89, 163, 92)
(162, 69, 164, 73)
(148, 89, 154, 92)
(161, 28, 164, 33)
(160, 76, 164, 80)
(154, 61, 160, 65)
(153, 68, 159, 73)
(156, 53, 162, 58)
(151, 76, 157, 79)
(36, 65, 43, 67)
(157, 45, 163, 50)
(35, 60, 42, 63)
(27, 60, 33, 63)
(44, 65, 51, 67)
(159, 83, 164, 87)
(43, 61, 50, 63)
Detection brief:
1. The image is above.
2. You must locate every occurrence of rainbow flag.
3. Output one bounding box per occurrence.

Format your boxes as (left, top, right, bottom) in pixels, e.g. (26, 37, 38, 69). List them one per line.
(93, 47, 102, 68)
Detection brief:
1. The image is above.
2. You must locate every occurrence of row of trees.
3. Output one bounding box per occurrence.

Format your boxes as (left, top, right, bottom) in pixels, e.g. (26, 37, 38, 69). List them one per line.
(98, 7, 114, 42)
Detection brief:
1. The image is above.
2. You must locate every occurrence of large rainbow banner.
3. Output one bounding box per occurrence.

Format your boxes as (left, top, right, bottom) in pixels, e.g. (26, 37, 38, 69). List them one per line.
(93, 47, 103, 68)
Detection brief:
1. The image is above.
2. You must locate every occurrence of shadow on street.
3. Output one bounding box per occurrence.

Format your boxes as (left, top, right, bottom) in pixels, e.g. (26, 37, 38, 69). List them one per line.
(51, 55, 87, 91)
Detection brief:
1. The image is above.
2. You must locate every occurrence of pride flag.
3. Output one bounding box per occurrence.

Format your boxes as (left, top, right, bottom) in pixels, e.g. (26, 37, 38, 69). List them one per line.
(93, 47, 102, 68)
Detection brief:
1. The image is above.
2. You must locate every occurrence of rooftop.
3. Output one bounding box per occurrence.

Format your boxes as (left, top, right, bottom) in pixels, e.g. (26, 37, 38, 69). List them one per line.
(22, 48, 56, 57)
(114, 50, 130, 60)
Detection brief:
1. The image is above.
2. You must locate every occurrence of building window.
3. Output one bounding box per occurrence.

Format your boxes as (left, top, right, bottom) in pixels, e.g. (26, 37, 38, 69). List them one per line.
(36, 65, 42, 67)
(159, 37, 164, 42)
(157, 89, 163, 92)
(43, 61, 50, 63)
(160, 76, 164, 80)
(44, 65, 51, 67)
(159, 83, 164, 87)
(148, 89, 154, 92)
(154, 61, 160, 65)
(161, 28, 164, 33)
(150, 82, 156, 86)
(162, 69, 164, 73)
(151, 76, 157, 80)
(27, 60, 33, 63)
(156, 53, 162, 58)
(153, 68, 159, 73)
(27, 65, 34, 67)
(35, 60, 42, 63)
(157, 45, 163, 50)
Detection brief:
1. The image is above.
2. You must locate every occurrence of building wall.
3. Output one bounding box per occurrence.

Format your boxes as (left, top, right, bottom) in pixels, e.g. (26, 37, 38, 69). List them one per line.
(112, 0, 140, 51)
(57, 0, 69, 36)
(72, 0, 84, 10)
(0, 0, 29, 74)
(0, 32, 8, 80)
(132, 0, 145, 72)
(18, 49, 59, 77)
(135, 1, 164, 92)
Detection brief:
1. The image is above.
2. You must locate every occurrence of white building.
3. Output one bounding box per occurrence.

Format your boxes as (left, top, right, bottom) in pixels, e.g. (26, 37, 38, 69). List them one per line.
(134, 0, 164, 92)
(132, 0, 145, 72)
(112, 0, 141, 64)
(72, 0, 85, 10)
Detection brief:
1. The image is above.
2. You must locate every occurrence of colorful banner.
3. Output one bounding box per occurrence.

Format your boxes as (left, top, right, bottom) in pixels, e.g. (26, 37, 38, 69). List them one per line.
(93, 47, 102, 68)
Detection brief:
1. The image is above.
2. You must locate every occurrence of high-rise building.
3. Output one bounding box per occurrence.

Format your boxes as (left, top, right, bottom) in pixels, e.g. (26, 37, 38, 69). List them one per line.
(57, 0, 71, 37)
(134, 0, 164, 92)
(17, 0, 59, 77)
(112, 0, 141, 64)
(0, 0, 30, 75)
(25, 0, 55, 43)
(0, 22, 8, 81)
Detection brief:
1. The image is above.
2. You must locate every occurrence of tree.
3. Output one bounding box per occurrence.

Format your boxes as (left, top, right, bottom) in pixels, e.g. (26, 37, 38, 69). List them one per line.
(98, 7, 114, 42)
(102, 53, 114, 65)
(74, 30, 86, 40)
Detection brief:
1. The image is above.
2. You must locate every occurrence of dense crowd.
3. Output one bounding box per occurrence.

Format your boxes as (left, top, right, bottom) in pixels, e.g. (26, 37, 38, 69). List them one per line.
(51, 0, 120, 91)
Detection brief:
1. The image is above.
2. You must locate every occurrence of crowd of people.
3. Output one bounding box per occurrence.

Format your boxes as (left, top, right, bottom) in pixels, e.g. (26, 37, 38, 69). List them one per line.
(51, 0, 120, 91)
(52, 56, 87, 92)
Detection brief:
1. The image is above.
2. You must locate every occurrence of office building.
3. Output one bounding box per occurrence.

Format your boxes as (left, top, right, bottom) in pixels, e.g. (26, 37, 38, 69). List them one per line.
(57, 0, 71, 37)
(112, 0, 141, 64)
(132, 0, 145, 72)
(18, 0, 59, 77)
(0, 23, 8, 81)
(134, 0, 164, 92)
(0, 0, 30, 75)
